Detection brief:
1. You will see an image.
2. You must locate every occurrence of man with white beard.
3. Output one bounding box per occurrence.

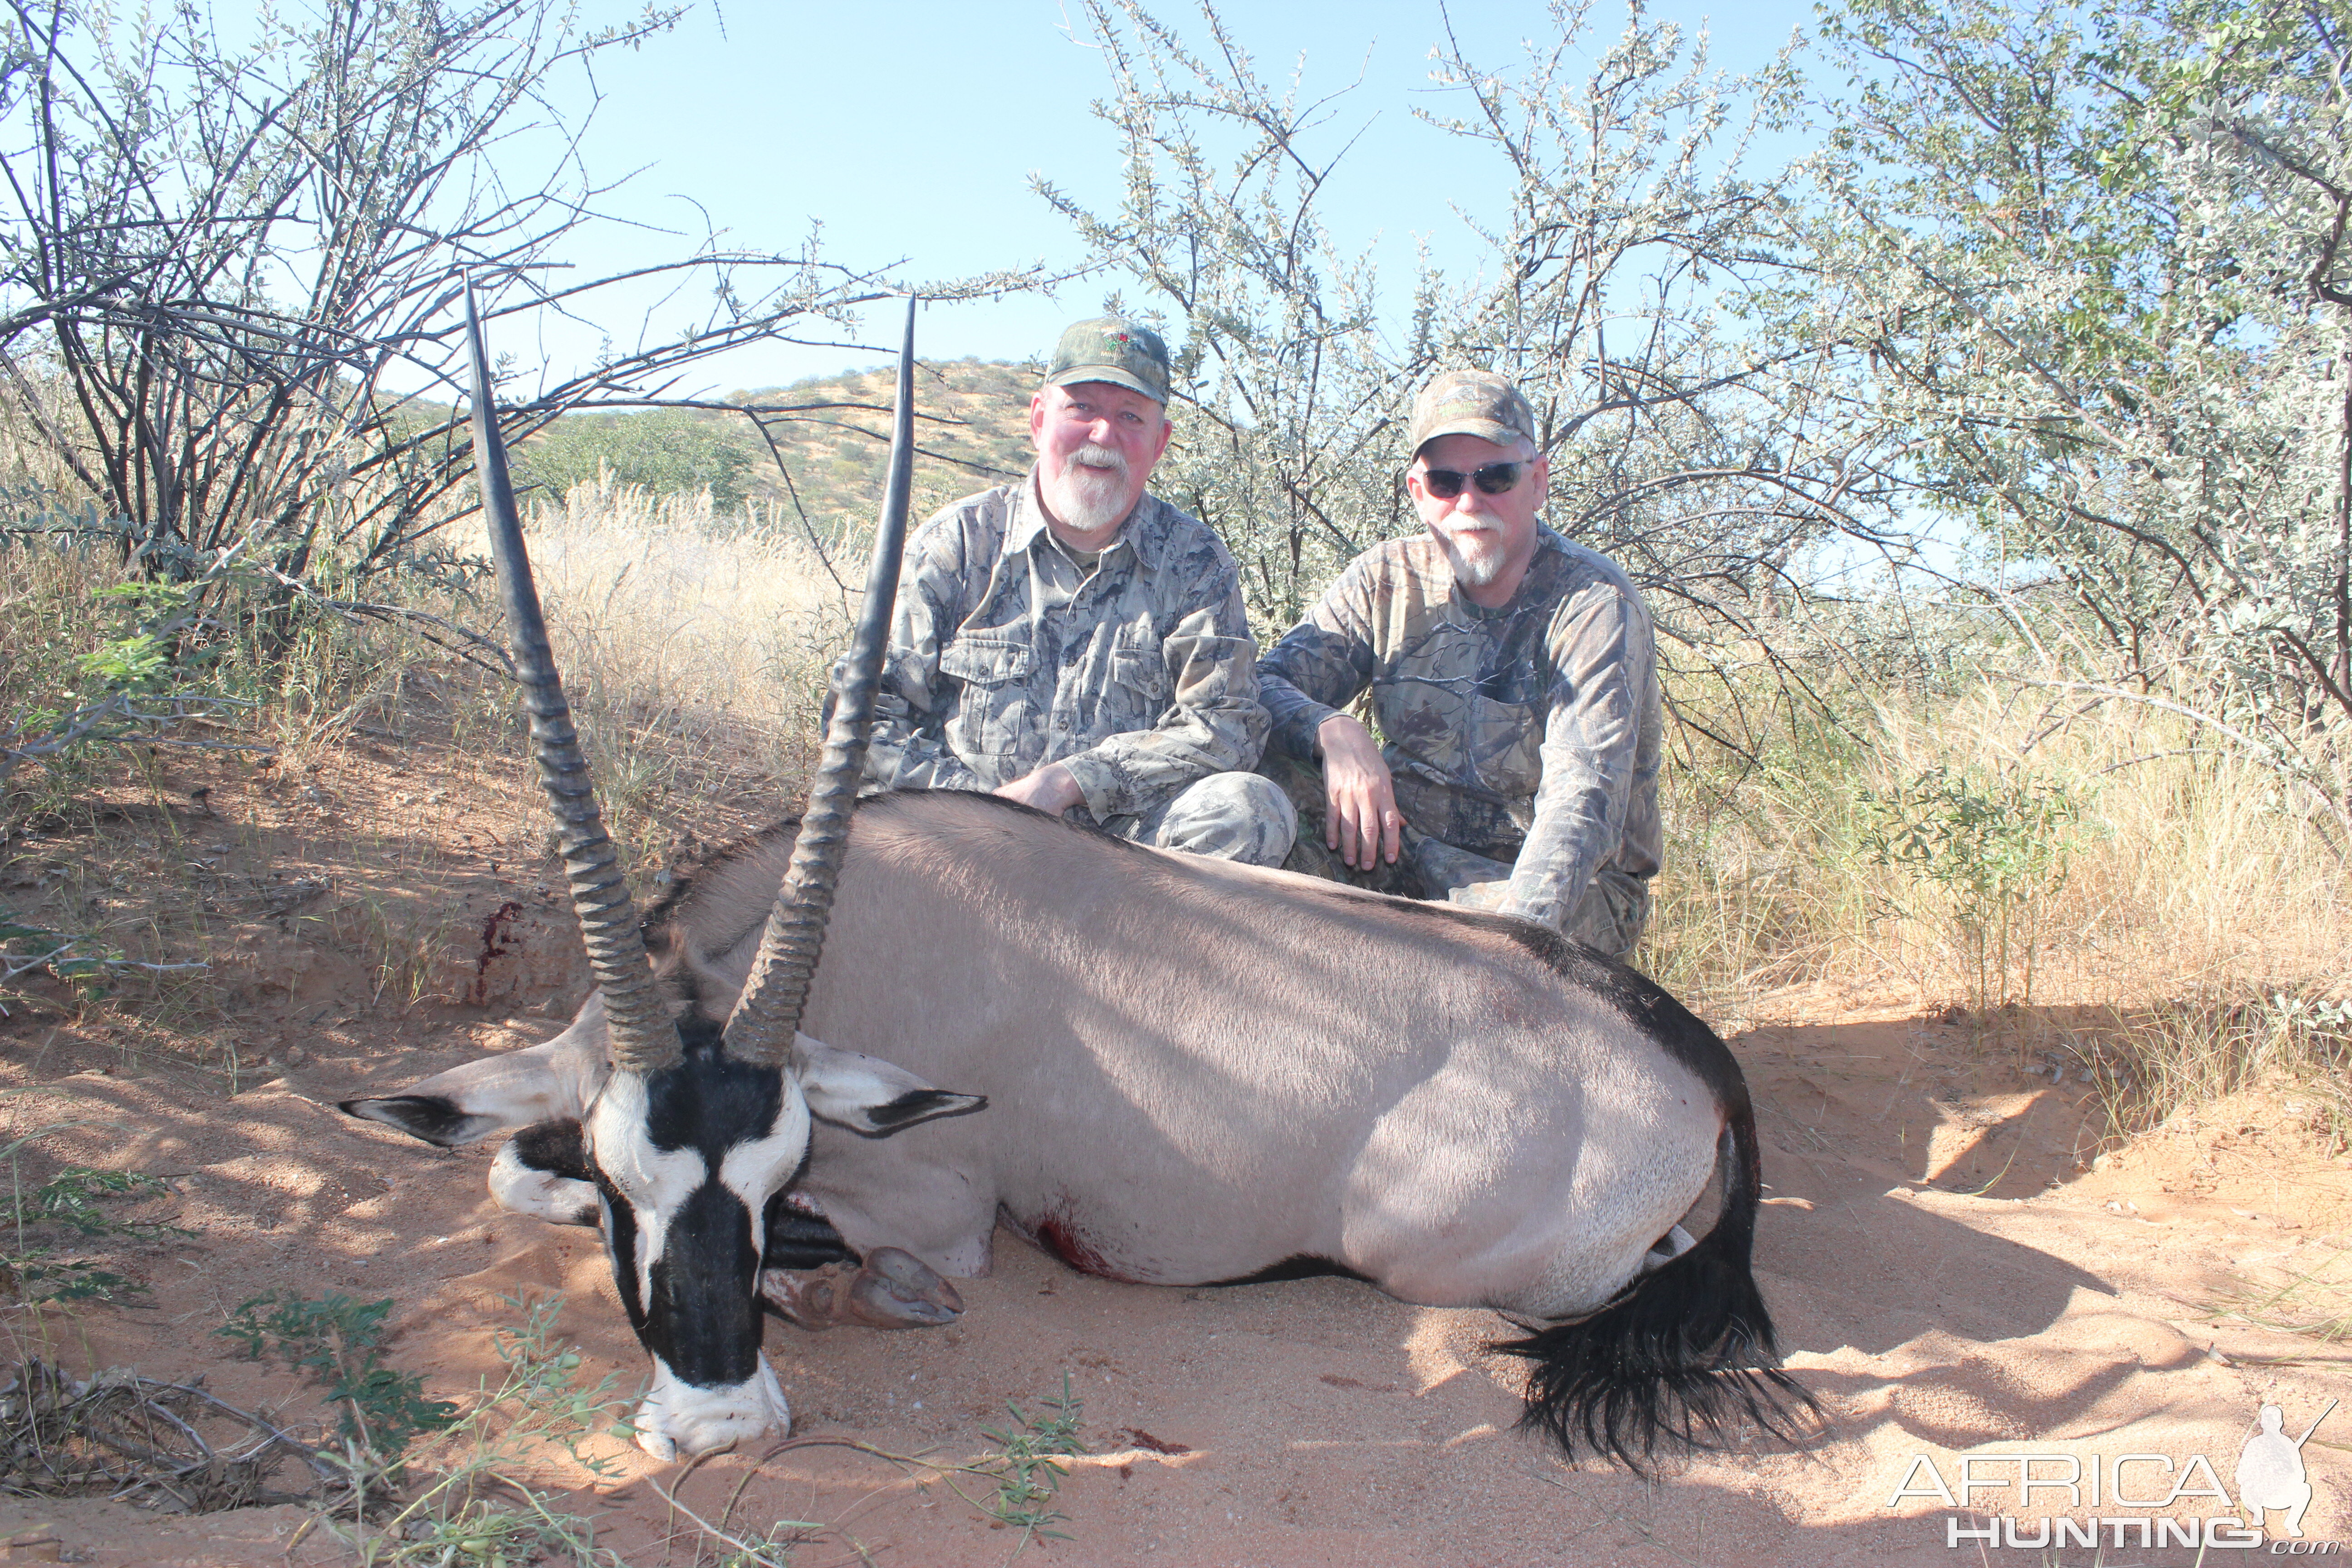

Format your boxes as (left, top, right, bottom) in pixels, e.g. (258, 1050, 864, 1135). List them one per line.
(857, 317, 1296, 866)
(1254, 370, 1664, 959)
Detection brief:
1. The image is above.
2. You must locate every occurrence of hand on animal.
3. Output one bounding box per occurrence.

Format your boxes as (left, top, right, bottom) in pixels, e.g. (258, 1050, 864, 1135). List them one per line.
(993, 761, 1083, 815)
(1318, 712, 1403, 869)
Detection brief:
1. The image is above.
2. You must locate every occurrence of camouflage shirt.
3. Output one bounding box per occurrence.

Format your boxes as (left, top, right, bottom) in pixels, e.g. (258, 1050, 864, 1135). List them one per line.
(1256, 526, 1663, 936)
(859, 474, 1269, 826)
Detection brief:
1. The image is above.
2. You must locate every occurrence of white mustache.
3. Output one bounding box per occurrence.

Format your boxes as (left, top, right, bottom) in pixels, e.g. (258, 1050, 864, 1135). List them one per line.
(1065, 443, 1129, 480)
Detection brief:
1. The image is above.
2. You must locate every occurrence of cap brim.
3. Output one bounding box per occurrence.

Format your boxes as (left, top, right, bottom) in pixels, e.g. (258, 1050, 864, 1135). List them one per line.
(1045, 366, 1166, 403)
(1413, 417, 1522, 455)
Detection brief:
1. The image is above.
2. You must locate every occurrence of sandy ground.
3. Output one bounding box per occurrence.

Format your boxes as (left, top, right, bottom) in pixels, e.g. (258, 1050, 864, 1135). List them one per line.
(0, 737, 2345, 1567)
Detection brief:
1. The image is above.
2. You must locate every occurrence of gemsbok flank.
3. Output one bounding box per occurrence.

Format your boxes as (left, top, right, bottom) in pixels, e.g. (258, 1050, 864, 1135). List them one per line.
(344, 297, 1813, 1469)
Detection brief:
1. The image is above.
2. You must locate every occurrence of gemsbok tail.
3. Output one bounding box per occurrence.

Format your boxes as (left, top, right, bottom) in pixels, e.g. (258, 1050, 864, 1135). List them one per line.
(1491, 1077, 1817, 1470)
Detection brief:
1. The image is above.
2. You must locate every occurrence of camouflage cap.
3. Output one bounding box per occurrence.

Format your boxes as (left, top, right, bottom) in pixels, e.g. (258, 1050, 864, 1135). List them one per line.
(1044, 316, 1172, 405)
(1409, 369, 1537, 456)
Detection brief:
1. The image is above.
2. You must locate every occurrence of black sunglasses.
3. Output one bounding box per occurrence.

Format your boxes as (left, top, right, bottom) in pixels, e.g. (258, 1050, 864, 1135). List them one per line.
(1418, 461, 1525, 499)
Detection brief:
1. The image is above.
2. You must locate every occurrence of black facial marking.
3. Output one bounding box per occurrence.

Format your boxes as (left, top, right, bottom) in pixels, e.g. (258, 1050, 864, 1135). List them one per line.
(511, 1117, 590, 1180)
(338, 1094, 498, 1148)
(642, 1019, 787, 1159)
(598, 1181, 646, 1331)
(760, 1194, 859, 1272)
(643, 1181, 765, 1387)
(594, 1027, 795, 1388)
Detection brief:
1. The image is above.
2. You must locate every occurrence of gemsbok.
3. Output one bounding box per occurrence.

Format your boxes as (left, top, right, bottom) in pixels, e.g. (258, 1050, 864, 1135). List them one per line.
(343, 294, 1810, 1469)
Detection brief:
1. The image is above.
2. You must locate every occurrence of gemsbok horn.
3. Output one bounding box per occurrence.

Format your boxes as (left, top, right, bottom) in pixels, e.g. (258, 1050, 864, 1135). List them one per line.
(431, 288, 980, 1458)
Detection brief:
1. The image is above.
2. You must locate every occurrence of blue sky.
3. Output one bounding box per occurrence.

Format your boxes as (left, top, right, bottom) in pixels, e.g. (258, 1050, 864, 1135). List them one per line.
(505, 0, 1824, 396)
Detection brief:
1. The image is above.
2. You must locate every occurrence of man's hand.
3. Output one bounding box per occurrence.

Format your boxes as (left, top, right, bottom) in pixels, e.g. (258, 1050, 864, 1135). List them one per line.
(993, 762, 1084, 816)
(1317, 713, 1402, 869)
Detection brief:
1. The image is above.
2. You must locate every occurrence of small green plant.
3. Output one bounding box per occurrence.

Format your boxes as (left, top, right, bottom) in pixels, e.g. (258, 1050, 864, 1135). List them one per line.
(339, 1292, 633, 1568)
(219, 1292, 460, 1465)
(0, 540, 259, 799)
(1862, 765, 2087, 1010)
(2267, 991, 2352, 1056)
(972, 1374, 1087, 1546)
(0, 1122, 187, 1303)
(0, 917, 124, 1002)
(710, 1521, 822, 1568)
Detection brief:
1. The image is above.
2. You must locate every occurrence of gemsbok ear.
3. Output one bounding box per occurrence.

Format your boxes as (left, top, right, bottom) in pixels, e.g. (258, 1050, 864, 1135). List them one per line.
(793, 1034, 985, 1136)
(339, 1093, 510, 1148)
(338, 1017, 610, 1147)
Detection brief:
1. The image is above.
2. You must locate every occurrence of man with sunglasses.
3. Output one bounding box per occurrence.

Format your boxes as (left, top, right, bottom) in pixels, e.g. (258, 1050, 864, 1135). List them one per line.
(1255, 369, 1663, 959)
(855, 316, 1296, 867)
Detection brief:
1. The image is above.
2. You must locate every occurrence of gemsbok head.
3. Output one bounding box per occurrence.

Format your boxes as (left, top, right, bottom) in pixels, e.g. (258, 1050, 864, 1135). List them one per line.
(445, 289, 981, 1458)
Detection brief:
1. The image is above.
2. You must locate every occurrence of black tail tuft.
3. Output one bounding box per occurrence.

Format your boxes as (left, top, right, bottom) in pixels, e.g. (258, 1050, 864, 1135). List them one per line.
(1490, 1103, 1819, 1472)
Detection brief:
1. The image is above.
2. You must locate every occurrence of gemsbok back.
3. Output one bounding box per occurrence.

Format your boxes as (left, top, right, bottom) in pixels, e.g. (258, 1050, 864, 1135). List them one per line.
(343, 297, 1812, 1469)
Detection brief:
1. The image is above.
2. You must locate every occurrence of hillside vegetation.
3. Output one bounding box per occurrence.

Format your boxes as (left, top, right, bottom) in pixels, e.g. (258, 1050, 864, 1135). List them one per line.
(508, 358, 1044, 535)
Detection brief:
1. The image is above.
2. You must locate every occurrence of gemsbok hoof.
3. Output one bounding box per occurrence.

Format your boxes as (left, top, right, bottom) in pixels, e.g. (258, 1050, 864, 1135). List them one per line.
(761, 1246, 964, 1330)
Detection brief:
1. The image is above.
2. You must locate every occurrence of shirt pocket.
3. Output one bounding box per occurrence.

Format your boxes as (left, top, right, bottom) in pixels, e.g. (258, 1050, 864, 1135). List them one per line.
(939, 634, 1031, 689)
(1108, 642, 1169, 704)
(937, 634, 1035, 757)
(1096, 633, 1170, 736)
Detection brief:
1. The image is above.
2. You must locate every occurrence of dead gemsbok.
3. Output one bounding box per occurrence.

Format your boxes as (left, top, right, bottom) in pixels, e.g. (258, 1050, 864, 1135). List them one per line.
(344, 297, 1810, 1468)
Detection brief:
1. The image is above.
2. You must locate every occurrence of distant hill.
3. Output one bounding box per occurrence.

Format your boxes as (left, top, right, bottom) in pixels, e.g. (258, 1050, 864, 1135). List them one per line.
(745, 357, 1043, 528)
(507, 359, 1042, 530)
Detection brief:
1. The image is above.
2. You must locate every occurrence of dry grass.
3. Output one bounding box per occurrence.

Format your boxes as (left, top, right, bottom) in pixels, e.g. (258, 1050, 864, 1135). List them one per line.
(1881, 686, 2347, 1000)
(0, 473, 854, 1038)
(1648, 680, 2347, 1013)
(1646, 675, 2351, 1150)
(492, 476, 851, 847)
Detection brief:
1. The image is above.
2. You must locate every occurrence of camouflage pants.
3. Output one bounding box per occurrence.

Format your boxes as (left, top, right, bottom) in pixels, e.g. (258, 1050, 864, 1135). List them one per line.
(1260, 751, 1648, 960)
(1102, 770, 1297, 869)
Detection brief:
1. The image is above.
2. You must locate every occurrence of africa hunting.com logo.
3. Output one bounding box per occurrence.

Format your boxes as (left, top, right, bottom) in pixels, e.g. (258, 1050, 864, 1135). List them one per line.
(1884, 1398, 2338, 1552)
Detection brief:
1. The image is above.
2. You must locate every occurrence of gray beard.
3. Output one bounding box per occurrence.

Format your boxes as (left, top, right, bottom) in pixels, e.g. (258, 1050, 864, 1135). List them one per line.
(1434, 526, 1506, 588)
(1042, 446, 1132, 535)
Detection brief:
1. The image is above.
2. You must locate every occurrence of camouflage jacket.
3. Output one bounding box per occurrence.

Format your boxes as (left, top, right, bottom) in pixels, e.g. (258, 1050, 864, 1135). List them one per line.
(858, 475, 1269, 827)
(1256, 526, 1663, 934)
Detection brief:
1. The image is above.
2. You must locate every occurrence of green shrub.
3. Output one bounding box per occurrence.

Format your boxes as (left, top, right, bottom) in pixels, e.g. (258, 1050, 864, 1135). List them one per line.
(1862, 765, 2089, 1009)
(219, 1291, 460, 1461)
(512, 410, 756, 508)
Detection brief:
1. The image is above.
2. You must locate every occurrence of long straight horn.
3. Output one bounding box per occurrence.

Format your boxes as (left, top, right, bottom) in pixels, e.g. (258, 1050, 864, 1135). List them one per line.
(466, 283, 681, 1075)
(724, 295, 919, 1066)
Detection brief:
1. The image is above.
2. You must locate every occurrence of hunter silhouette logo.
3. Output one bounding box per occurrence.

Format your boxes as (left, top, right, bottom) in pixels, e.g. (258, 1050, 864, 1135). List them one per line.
(1885, 1396, 2341, 1550)
(2238, 1398, 2334, 1539)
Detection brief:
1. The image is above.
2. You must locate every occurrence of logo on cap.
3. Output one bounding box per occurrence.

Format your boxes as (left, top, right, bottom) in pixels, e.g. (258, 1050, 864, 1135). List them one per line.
(1045, 316, 1171, 405)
